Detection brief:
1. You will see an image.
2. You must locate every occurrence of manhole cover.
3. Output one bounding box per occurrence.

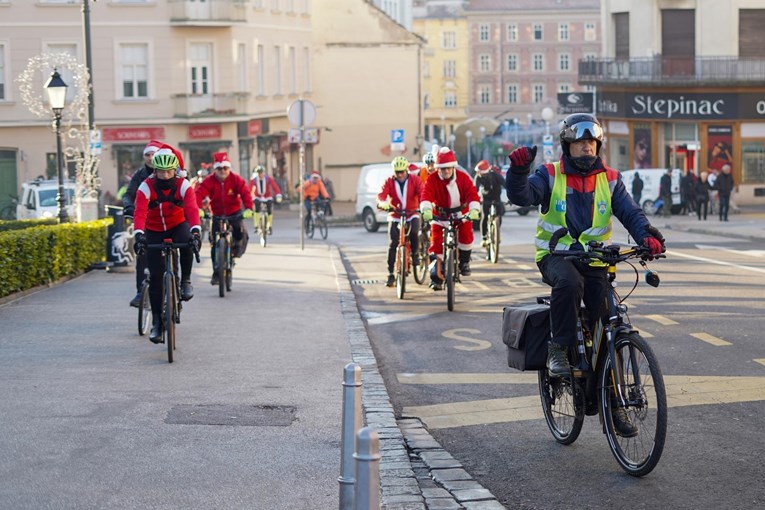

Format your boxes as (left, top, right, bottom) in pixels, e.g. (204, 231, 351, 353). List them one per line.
(165, 404, 297, 426)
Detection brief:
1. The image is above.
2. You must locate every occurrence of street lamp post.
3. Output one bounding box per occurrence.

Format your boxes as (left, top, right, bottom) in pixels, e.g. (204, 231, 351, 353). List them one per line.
(479, 125, 486, 161)
(448, 133, 456, 149)
(465, 130, 473, 170)
(45, 69, 69, 223)
(513, 118, 519, 147)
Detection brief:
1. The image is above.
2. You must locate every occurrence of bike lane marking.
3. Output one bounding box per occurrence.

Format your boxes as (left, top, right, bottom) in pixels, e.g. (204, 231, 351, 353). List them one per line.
(690, 332, 732, 346)
(755, 359, 765, 367)
(668, 249, 765, 274)
(644, 314, 678, 325)
(399, 373, 765, 430)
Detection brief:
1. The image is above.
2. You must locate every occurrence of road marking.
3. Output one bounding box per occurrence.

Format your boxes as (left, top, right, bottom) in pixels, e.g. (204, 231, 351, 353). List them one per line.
(755, 359, 765, 367)
(442, 329, 492, 351)
(467, 280, 491, 291)
(690, 332, 732, 346)
(668, 249, 765, 274)
(364, 311, 439, 325)
(695, 245, 765, 258)
(400, 374, 765, 429)
(515, 264, 533, 270)
(398, 373, 538, 384)
(645, 314, 678, 326)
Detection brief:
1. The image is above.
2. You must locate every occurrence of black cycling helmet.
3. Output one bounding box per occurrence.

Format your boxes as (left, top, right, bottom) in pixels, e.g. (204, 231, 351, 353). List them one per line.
(559, 113, 604, 156)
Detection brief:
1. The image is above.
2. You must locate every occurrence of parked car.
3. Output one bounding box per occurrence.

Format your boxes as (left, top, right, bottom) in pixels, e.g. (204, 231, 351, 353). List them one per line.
(620, 168, 682, 215)
(16, 178, 76, 220)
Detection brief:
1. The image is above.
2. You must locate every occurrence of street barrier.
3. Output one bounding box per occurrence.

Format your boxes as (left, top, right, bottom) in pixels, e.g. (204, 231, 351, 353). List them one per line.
(353, 427, 380, 510)
(339, 363, 362, 510)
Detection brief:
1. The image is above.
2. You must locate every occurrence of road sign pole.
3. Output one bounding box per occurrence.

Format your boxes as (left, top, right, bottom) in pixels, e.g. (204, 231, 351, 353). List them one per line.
(299, 99, 305, 250)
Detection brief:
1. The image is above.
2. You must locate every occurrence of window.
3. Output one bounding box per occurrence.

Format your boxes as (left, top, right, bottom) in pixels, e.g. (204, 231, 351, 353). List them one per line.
(190, 43, 211, 95)
(479, 54, 491, 72)
(0, 44, 5, 100)
(559, 53, 570, 72)
(237, 43, 247, 92)
(585, 22, 596, 41)
(559, 23, 569, 41)
(288, 46, 296, 94)
(742, 141, 765, 184)
(273, 46, 282, 94)
(303, 46, 311, 92)
(45, 43, 78, 102)
(257, 45, 265, 95)
(479, 24, 490, 42)
(272, 0, 280, 10)
(532, 53, 544, 71)
(479, 85, 491, 104)
(443, 60, 456, 78)
(507, 23, 518, 42)
(442, 31, 456, 49)
(558, 83, 571, 93)
(507, 84, 518, 104)
(533, 84, 544, 103)
(120, 43, 148, 98)
(506, 53, 518, 72)
(533, 23, 543, 41)
(444, 92, 457, 108)
(285, 0, 294, 12)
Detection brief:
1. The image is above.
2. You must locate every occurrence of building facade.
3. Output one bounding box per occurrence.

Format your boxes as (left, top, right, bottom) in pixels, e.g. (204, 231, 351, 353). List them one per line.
(583, 0, 765, 204)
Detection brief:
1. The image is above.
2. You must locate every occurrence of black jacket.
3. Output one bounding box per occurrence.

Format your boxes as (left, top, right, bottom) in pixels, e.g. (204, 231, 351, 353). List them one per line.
(474, 170, 505, 203)
(713, 172, 734, 197)
(122, 164, 154, 217)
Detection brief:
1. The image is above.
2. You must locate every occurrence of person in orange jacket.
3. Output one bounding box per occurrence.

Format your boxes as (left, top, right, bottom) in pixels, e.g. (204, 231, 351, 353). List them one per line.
(419, 151, 437, 184)
(302, 171, 330, 218)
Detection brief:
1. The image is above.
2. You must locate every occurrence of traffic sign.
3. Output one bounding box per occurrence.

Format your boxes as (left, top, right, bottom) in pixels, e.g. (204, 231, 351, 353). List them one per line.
(391, 129, 405, 144)
(89, 129, 102, 156)
(288, 128, 319, 144)
(287, 99, 316, 127)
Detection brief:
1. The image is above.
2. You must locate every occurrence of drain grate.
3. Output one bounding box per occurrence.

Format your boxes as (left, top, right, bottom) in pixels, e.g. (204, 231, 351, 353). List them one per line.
(351, 279, 383, 285)
(165, 404, 297, 426)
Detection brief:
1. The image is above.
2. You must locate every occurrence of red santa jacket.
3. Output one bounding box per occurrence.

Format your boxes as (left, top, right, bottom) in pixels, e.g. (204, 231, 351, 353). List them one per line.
(195, 173, 253, 216)
(420, 169, 480, 216)
(133, 176, 201, 234)
(251, 174, 282, 200)
(377, 174, 423, 220)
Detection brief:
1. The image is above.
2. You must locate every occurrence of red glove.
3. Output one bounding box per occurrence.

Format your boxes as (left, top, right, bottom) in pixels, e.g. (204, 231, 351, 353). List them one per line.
(508, 146, 538, 174)
(642, 236, 664, 256)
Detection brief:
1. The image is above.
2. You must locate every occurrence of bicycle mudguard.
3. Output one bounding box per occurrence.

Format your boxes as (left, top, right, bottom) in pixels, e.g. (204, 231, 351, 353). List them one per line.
(502, 304, 550, 371)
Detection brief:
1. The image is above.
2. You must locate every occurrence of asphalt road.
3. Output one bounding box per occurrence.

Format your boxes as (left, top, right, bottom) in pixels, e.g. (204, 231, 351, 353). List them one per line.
(335, 212, 765, 510)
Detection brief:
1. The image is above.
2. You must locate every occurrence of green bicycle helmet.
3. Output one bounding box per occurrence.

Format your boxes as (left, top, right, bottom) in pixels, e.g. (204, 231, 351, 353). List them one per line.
(391, 156, 409, 173)
(152, 149, 179, 171)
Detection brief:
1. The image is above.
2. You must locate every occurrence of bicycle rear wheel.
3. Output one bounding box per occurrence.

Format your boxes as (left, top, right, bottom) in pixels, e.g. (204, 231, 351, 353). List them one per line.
(217, 237, 226, 298)
(538, 370, 584, 445)
(599, 332, 667, 477)
(395, 245, 406, 300)
(488, 216, 500, 263)
(137, 279, 151, 336)
(413, 229, 428, 285)
(319, 216, 328, 239)
(446, 248, 456, 311)
(163, 273, 176, 363)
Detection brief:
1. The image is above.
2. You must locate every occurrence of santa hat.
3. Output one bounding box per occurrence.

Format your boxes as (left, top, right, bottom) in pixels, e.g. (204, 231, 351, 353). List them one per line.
(310, 171, 321, 179)
(475, 160, 491, 174)
(408, 163, 420, 174)
(213, 152, 232, 169)
(143, 139, 163, 155)
(435, 146, 458, 168)
(156, 143, 185, 172)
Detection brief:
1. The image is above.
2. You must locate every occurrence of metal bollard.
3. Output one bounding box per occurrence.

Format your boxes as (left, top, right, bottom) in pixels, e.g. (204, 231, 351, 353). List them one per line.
(353, 427, 380, 510)
(339, 363, 362, 510)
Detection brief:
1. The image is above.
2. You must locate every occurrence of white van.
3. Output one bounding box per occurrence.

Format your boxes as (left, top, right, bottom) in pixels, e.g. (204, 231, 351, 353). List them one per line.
(16, 178, 76, 220)
(620, 168, 682, 215)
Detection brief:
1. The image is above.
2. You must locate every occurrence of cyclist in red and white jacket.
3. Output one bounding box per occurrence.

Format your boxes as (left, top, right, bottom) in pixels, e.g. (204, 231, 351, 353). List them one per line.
(132, 144, 201, 343)
(250, 164, 282, 235)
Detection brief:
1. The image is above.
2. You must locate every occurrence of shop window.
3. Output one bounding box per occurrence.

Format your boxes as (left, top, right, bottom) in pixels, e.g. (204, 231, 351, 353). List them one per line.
(742, 141, 765, 184)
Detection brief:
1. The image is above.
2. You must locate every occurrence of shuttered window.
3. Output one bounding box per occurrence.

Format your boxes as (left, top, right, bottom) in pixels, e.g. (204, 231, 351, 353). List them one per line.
(739, 9, 765, 57)
(614, 13, 629, 60)
(661, 9, 694, 57)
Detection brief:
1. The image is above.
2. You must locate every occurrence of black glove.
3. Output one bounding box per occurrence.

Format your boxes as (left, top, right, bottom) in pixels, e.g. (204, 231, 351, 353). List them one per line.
(134, 232, 147, 256)
(508, 145, 538, 175)
(123, 206, 134, 218)
(190, 231, 202, 253)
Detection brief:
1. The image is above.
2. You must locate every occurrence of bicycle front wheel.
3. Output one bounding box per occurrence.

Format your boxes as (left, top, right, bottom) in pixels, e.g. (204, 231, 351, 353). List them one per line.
(225, 249, 233, 292)
(446, 248, 456, 311)
(414, 230, 428, 285)
(217, 237, 226, 298)
(538, 370, 584, 445)
(488, 216, 500, 263)
(599, 332, 667, 477)
(137, 279, 151, 336)
(396, 245, 406, 300)
(319, 216, 328, 239)
(259, 213, 267, 247)
(163, 273, 176, 363)
(305, 216, 315, 239)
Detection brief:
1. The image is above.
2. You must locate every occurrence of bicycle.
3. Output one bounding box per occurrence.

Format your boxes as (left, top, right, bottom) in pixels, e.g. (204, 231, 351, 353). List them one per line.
(433, 206, 468, 312)
(145, 239, 200, 363)
(200, 208, 212, 244)
(211, 214, 239, 297)
(387, 207, 422, 299)
(537, 228, 667, 476)
(254, 198, 272, 247)
(414, 220, 429, 286)
(483, 200, 503, 264)
(137, 268, 151, 336)
(305, 199, 328, 240)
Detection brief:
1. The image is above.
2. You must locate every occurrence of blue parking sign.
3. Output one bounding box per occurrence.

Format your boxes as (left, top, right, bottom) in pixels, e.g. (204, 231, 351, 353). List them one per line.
(391, 129, 405, 143)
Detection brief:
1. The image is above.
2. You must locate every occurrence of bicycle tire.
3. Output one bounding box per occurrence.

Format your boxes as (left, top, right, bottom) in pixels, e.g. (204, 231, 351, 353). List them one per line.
(306, 216, 315, 239)
(217, 237, 226, 298)
(225, 247, 233, 292)
(319, 216, 328, 239)
(446, 248, 456, 311)
(538, 370, 584, 445)
(413, 229, 428, 285)
(163, 273, 175, 363)
(396, 245, 406, 300)
(259, 213, 267, 247)
(137, 279, 151, 336)
(489, 216, 500, 263)
(599, 332, 667, 477)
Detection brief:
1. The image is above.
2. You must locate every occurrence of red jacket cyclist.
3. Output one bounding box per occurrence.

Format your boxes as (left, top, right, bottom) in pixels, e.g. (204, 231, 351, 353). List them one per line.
(250, 164, 283, 235)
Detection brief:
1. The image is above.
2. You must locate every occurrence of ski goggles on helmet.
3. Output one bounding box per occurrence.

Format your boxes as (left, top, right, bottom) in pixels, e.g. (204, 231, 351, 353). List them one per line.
(561, 121, 604, 143)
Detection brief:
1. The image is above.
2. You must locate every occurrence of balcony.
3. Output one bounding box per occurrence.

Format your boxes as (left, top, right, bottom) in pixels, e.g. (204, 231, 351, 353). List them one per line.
(169, 0, 248, 26)
(579, 56, 765, 88)
(172, 92, 250, 118)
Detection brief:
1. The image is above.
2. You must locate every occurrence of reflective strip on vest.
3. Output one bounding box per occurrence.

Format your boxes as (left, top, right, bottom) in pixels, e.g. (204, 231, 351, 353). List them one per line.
(535, 162, 612, 264)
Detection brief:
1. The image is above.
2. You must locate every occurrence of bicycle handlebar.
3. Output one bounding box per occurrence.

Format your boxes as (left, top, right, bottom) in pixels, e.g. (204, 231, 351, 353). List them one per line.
(146, 239, 201, 263)
(548, 227, 665, 265)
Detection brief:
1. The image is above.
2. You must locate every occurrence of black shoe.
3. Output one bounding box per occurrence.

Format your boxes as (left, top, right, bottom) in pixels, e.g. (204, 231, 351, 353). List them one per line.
(180, 281, 194, 301)
(267, 227, 273, 235)
(429, 280, 443, 291)
(547, 343, 570, 377)
(211, 273, 220, 286)
(611, 405, 638, 438)
(129, 292, 141, 308)
(386, 274, 395, 287)
(149, 319, 163, 344)
(412, 256, 420, 267)
(459, 263, 471, 276)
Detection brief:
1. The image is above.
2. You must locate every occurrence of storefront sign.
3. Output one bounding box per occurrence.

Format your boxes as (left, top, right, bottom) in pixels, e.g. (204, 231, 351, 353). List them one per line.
(557, 92, 594, 114)
(102, 127, 165, 142)
(188, 124, 222, 139)
(247, 119, 263, 136)
(599, 92, 738, 120)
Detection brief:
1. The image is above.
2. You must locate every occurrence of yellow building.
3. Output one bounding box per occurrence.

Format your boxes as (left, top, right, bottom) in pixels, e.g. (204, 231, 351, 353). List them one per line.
(413, 7, 469, 154)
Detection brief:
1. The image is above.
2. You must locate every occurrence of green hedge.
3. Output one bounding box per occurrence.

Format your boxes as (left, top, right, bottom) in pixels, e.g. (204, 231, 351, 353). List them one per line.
(0, 219, 111, 299)
(0, 218, 58, 232)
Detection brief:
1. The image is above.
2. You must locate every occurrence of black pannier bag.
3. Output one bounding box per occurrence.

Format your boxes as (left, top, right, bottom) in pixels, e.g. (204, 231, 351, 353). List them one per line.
(502, 303, 550, 371)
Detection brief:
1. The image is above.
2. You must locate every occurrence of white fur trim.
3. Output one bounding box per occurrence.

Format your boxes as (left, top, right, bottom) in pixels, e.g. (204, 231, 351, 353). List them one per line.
(446, 178, 460, 208)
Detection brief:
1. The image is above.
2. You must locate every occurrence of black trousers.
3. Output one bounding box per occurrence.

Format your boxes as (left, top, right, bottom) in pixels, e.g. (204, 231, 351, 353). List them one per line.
(719, 194, 731, 220)
(146, 222, 193, 317)
(134, 251, 147, 292)
(538, 254, 608, 348)
(210, 212, 247, 268)
(387, 217, 421, 273)
(480, 200, 504, 239)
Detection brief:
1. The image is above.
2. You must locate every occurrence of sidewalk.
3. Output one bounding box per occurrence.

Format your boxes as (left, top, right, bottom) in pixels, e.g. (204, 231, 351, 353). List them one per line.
(651, 204, 765, 241)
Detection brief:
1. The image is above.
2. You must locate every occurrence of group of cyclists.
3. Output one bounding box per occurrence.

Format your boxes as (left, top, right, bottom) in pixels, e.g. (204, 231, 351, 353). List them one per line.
(121, 140, 327, 343)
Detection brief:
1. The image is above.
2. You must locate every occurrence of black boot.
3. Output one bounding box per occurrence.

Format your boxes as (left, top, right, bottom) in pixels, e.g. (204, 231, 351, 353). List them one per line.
(181, 280, 194, 301)
(149, 317, 163, 344)
(611, 403, 638, 438)
(211, 272, 219, 286)
(129, 292, 141, 308)
(386, 273, 395, 287)
(458, 249, 472, 276)
(547, 342, 570, 377)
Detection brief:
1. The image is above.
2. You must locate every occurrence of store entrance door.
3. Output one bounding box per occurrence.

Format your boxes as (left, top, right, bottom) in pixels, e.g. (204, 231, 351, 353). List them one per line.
(665, 142, 698, 175)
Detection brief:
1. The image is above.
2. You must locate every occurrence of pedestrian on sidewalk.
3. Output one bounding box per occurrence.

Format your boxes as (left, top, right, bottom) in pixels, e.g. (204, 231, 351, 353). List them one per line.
(631, 171, 643, 207)
(714, 164, 735, 222)
(659, 168, 673, 217)
(695, 171, 711, 221)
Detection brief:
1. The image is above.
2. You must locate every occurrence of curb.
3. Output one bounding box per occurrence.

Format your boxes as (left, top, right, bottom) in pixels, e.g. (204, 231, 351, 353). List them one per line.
(662, 223, 765, 242)
(330, 247, 506, 510)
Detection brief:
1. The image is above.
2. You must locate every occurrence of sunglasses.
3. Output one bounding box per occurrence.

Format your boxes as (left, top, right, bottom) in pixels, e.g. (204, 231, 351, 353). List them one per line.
(394, 170, 406, 174)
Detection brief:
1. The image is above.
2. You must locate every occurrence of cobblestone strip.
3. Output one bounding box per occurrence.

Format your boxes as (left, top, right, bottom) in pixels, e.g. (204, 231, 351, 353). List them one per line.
(331, 247, 506, 510)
